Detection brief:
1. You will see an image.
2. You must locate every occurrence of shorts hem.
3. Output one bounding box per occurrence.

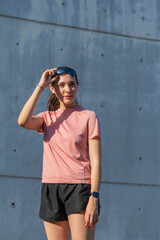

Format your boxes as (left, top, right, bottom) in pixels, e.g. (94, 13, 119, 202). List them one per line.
(66, 208, 86, 216)
(39, 215, 68, 222)
(67, 208, 100, 217)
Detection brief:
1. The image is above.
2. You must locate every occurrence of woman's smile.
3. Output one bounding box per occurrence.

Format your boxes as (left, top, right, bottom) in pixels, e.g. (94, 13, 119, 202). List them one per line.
(64, 95, 72, 98)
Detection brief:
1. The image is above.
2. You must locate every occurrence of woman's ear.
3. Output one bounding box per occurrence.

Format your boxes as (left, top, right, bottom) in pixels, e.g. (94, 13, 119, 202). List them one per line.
(49, 84, 55, 94)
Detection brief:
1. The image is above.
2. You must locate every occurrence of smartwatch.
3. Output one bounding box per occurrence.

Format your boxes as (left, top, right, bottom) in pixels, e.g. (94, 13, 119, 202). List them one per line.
(89, 191, 99, 199)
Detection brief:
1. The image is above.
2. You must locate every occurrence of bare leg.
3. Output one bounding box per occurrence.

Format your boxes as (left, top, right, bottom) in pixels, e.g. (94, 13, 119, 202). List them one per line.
(68, 211, 96, 240)
(43, 220, 71, 240)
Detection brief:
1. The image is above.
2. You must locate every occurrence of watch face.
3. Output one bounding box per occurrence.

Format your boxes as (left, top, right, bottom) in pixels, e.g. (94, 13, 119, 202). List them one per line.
(90, 192, 99, 198)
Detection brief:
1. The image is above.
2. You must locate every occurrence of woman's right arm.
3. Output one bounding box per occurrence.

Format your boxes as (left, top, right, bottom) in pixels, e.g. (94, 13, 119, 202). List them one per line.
(18, 68, 59, 130)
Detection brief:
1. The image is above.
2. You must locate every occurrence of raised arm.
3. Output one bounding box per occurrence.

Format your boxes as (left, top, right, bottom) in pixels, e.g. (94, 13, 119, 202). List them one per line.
(18, 68, 59, 130)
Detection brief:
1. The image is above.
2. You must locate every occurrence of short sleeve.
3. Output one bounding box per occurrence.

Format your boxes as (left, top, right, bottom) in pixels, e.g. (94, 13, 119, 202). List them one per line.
(35, 112, 45, 134)
(88, 111, 101, 140)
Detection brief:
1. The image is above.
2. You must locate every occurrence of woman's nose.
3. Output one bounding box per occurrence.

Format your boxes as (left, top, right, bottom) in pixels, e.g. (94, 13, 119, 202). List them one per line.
(65, 85, 71, 92)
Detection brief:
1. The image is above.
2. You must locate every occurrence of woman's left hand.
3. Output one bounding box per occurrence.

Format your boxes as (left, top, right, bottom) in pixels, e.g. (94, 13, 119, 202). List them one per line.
(84, 196, 99, 228)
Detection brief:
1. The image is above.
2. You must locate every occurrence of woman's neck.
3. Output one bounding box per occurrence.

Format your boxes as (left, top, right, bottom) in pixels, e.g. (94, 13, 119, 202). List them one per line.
(59, 102, 78, 110)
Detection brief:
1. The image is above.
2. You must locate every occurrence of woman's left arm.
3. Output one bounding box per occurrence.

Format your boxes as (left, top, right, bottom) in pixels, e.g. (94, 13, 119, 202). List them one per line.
(84, 137, 102, 228)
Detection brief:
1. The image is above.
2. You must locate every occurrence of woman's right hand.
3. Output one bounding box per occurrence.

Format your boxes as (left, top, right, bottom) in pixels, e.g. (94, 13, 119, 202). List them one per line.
(38, 68, 59, 90)
(18, 68, 59, 129)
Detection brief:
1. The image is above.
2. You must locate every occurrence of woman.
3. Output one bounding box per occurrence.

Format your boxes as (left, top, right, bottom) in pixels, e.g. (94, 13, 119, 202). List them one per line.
(18, 66, 102, 240)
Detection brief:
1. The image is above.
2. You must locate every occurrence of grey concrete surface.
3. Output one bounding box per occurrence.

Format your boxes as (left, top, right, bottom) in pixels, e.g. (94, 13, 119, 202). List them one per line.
(1, 0, 160, 40)
(0, 0, 160, 239)
(0, 177, 46, 240)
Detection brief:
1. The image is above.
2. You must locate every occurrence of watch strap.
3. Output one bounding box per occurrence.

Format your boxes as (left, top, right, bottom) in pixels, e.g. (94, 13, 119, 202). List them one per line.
(90, 191, 99, 199)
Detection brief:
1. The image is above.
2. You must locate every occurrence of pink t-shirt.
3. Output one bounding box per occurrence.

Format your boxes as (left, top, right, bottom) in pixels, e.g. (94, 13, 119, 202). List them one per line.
(36, 105, 101, 184)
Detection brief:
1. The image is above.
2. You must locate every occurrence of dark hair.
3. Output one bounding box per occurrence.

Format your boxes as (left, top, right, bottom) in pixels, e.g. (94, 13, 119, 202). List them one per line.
(47, 66, 79, 111)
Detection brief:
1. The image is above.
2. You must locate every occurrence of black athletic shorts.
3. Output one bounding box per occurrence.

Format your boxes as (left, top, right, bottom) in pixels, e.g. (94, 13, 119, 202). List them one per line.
(39, 183, 101, 222)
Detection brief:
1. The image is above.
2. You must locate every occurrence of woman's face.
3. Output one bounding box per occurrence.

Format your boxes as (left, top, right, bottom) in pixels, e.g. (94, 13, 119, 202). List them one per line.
(50, 74, 79, 107)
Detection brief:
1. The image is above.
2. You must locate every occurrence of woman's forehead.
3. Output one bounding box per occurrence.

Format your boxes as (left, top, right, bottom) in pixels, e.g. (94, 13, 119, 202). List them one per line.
(58, 74, 76, 83)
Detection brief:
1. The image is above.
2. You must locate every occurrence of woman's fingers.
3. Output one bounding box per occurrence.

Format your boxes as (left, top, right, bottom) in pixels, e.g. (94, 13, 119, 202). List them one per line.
(51, 68, 58, 72)
(48, 68, 58, 80)
(50, 75, 59, 84)
(85, 213, 90, 228)
(38, 68, 59, 89)
(89, 214, 94, 228)
(45, 68, 58, 80)
(85, 213, 98, 228)
(50, 68, 58, 76)
(44, 68, 57, 76)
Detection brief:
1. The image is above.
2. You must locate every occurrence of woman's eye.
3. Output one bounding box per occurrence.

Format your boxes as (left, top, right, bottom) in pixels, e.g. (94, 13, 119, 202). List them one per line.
(58, 83, 75, 87)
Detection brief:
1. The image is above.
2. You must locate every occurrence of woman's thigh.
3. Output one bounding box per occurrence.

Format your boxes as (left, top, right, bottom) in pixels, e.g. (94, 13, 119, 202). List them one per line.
(68, 211, 96, 240)
(43, 220, 71, 240)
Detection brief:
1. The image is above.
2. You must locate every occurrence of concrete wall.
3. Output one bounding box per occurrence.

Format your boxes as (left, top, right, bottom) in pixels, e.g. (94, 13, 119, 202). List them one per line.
(0, 0, 160, 239)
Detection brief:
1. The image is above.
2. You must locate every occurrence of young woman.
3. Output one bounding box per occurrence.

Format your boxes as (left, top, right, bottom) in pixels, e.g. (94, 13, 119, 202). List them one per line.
(18, 66, 102, 240)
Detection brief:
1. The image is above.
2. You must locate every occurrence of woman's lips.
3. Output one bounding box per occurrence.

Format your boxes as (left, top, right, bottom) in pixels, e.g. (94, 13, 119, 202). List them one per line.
(64, 96, 72, 98)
